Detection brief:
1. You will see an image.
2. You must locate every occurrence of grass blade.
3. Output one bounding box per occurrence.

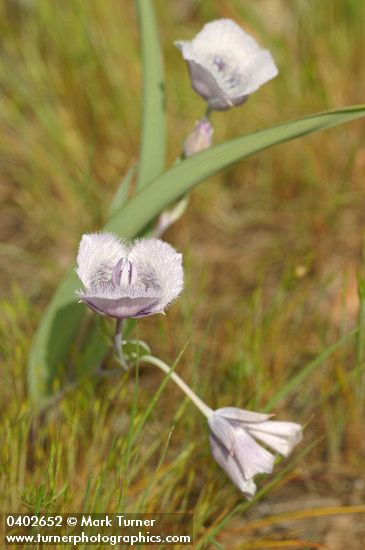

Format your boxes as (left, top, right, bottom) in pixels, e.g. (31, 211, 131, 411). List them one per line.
(28, 105, 365, 404)
(264, 327, 359, 411)
(135, 0, 166, 190)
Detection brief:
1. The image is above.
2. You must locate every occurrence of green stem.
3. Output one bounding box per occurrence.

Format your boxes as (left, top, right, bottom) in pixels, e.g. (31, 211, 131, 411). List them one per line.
(205, 105, 212, 119)
(114, 319, 128, 370)
(140, 355, 212, 418)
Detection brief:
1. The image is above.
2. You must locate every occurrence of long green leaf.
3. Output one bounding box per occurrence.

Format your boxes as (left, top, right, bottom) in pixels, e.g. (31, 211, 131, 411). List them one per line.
(106, 105, 365, 235)
(28, 105, 365, 405)
(135, 0, 166, 190)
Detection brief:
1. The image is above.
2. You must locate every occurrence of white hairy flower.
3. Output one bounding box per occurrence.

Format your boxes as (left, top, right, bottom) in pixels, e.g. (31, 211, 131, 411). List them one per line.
(208, 407, 302, 498)
(175, 19, 278, 111)
(76, 232, 183, 319)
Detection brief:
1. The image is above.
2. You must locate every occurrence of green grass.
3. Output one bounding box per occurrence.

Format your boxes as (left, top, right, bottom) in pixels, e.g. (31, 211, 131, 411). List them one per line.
(1, 0, 365, 548)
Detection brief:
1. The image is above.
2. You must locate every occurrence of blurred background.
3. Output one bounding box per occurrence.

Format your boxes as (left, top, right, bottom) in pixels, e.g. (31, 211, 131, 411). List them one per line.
(1, 0, 365, 548)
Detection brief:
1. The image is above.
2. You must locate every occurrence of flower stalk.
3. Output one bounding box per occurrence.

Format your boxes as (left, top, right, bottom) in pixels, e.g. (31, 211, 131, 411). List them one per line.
(140, 354, 213, 418)
(114, 319, 128, 370)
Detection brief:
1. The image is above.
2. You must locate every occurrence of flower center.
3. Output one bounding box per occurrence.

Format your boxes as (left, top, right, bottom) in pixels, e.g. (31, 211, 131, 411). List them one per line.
(211, 54, 241, 90)
(212, 55, 226, 72)
(112, 258, 138, 287)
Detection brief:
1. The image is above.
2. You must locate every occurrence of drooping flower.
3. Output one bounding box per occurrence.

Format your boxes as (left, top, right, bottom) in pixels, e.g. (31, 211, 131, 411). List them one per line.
(183, 119, 214, 157)
(76, 233, 183, 319)
(208, 407, 303, 498)
(175, 19, 278, 111)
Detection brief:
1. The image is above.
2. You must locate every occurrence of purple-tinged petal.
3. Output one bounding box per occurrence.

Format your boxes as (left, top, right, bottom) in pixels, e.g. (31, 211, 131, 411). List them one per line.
(232, 426, 275, 479)
(216, 407, 273, 423)
(208, 411, 275, 480)
(210, 434, 257, 498)
(129, 239, 183, 311)
(208, 413, 236, 455)
(76, 233, 128, 288)
(80, 295, 159, 319)
(246, 421, 303, 457)
(186, 60, 232, 111)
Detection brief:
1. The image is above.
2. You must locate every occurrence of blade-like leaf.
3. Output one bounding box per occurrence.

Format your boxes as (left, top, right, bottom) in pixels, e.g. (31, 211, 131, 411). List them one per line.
(28, 269, 83, 400)
(107, 105, 365, 237)
(135, 0, 166, 190)
(28, 105, 365, 404)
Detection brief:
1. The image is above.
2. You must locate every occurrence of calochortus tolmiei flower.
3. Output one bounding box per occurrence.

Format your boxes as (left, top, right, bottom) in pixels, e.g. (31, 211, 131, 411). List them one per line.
(175, 18, 278, 111)
(76, 233, 183, 319)
(208, 407, 303, 498)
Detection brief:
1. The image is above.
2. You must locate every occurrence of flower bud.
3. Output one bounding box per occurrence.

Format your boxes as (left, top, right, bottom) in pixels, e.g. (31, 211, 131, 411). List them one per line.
(183, 119, 213, 158)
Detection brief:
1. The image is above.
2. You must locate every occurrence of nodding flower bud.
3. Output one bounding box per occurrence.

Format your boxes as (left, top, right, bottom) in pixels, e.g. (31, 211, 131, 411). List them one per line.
(112, 258, 138, 287)
(183, 119, 213, 158)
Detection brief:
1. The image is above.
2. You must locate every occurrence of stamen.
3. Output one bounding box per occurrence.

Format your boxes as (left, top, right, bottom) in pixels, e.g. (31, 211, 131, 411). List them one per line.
(112, 258, 137, 287)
